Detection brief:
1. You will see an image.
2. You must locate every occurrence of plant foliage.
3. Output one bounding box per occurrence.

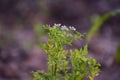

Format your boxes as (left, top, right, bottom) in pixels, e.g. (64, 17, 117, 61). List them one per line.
(32, 24, 100, 80)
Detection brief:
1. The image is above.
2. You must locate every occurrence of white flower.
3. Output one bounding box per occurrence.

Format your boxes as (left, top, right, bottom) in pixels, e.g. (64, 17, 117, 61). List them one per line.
(61, 25, 69, 31)
(54, 23, 61, 27)
(69, 26, 76, 31)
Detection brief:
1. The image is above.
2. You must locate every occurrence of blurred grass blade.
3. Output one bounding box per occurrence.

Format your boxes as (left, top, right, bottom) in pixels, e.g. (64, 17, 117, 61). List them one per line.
(115, 42, 120, 63)
(87, 10, 120, 41)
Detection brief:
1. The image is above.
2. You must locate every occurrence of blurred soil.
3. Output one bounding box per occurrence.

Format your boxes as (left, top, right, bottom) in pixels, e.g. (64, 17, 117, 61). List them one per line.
(0, 0, 120, 80)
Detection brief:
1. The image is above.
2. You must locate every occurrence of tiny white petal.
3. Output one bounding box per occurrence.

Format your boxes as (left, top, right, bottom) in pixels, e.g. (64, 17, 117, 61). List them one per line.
(69, 26, 76, 31)
(61, 25, 69, 31)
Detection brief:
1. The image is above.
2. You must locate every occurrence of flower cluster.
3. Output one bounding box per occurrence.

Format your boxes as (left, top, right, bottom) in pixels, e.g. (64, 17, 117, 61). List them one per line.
(54, 23, 76, 31)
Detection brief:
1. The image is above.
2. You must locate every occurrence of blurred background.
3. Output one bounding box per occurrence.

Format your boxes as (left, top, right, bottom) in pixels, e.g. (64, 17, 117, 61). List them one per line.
(0, 0, 120, 80)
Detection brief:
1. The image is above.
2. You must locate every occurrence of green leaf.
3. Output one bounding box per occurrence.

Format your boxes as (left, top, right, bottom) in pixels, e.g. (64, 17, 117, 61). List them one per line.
(83, 45, 88, 55)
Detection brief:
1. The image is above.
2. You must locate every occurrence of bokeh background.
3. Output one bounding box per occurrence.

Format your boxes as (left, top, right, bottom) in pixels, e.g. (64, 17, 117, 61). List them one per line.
(0, 0, 120, 80)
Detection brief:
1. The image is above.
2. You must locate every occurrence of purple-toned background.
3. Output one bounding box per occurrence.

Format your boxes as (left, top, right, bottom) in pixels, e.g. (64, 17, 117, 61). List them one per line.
(0, 0, 120, 80)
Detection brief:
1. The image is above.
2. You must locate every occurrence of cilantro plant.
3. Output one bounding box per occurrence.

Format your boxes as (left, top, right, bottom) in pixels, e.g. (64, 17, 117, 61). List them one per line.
(32, 24, 100, 80)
